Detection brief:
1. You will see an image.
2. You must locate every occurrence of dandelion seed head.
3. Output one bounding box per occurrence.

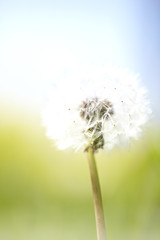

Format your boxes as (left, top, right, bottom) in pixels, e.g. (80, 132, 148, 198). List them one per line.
(42, 65, 151, 152)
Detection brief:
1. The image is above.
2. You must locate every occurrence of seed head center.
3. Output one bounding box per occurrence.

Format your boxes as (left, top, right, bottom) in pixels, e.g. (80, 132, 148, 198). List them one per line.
(79, 97, 114, 151)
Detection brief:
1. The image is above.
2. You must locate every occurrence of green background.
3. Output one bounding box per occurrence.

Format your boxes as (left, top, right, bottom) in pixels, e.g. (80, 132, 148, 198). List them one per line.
(0, 104, 160, 240)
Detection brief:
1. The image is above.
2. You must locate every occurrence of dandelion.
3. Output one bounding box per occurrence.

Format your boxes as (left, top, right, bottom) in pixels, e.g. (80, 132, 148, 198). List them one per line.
(42, 65, 151, 240)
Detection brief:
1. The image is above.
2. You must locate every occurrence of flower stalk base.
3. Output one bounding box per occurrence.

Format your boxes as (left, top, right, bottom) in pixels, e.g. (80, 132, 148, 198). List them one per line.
(87, 147, 107, 240)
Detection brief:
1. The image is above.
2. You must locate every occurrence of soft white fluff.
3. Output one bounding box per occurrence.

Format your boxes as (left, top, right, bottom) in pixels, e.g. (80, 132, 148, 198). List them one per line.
(42, 65, 151, 151)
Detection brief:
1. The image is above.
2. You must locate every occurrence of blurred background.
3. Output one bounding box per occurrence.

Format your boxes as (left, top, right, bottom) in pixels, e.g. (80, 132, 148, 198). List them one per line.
(0, 0, 160, 239)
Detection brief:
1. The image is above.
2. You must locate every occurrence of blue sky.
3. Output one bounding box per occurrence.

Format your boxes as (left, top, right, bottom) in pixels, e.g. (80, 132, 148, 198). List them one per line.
(0, 0, 160, 118)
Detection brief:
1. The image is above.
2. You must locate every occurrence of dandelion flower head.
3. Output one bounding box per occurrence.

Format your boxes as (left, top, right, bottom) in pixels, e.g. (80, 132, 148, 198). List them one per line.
(42, 65, 151, 152)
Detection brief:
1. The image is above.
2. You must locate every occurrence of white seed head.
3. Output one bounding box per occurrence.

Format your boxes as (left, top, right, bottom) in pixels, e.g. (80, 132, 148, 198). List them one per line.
(42, 65, 151, 152)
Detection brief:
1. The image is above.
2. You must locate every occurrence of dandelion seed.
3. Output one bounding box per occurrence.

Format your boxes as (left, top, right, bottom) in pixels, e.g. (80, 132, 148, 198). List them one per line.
(42, 65, 151, 152)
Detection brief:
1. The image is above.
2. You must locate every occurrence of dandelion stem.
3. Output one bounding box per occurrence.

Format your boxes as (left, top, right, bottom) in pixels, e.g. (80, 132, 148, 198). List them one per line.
(87, 147, 107, 240)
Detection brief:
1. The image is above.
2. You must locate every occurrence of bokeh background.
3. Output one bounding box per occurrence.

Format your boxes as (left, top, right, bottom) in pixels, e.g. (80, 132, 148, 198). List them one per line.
(0, 0, 160, 239)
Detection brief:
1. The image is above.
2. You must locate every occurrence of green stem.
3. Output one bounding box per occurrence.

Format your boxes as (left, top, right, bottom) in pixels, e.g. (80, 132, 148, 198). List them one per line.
(87, 147, 107, 240)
